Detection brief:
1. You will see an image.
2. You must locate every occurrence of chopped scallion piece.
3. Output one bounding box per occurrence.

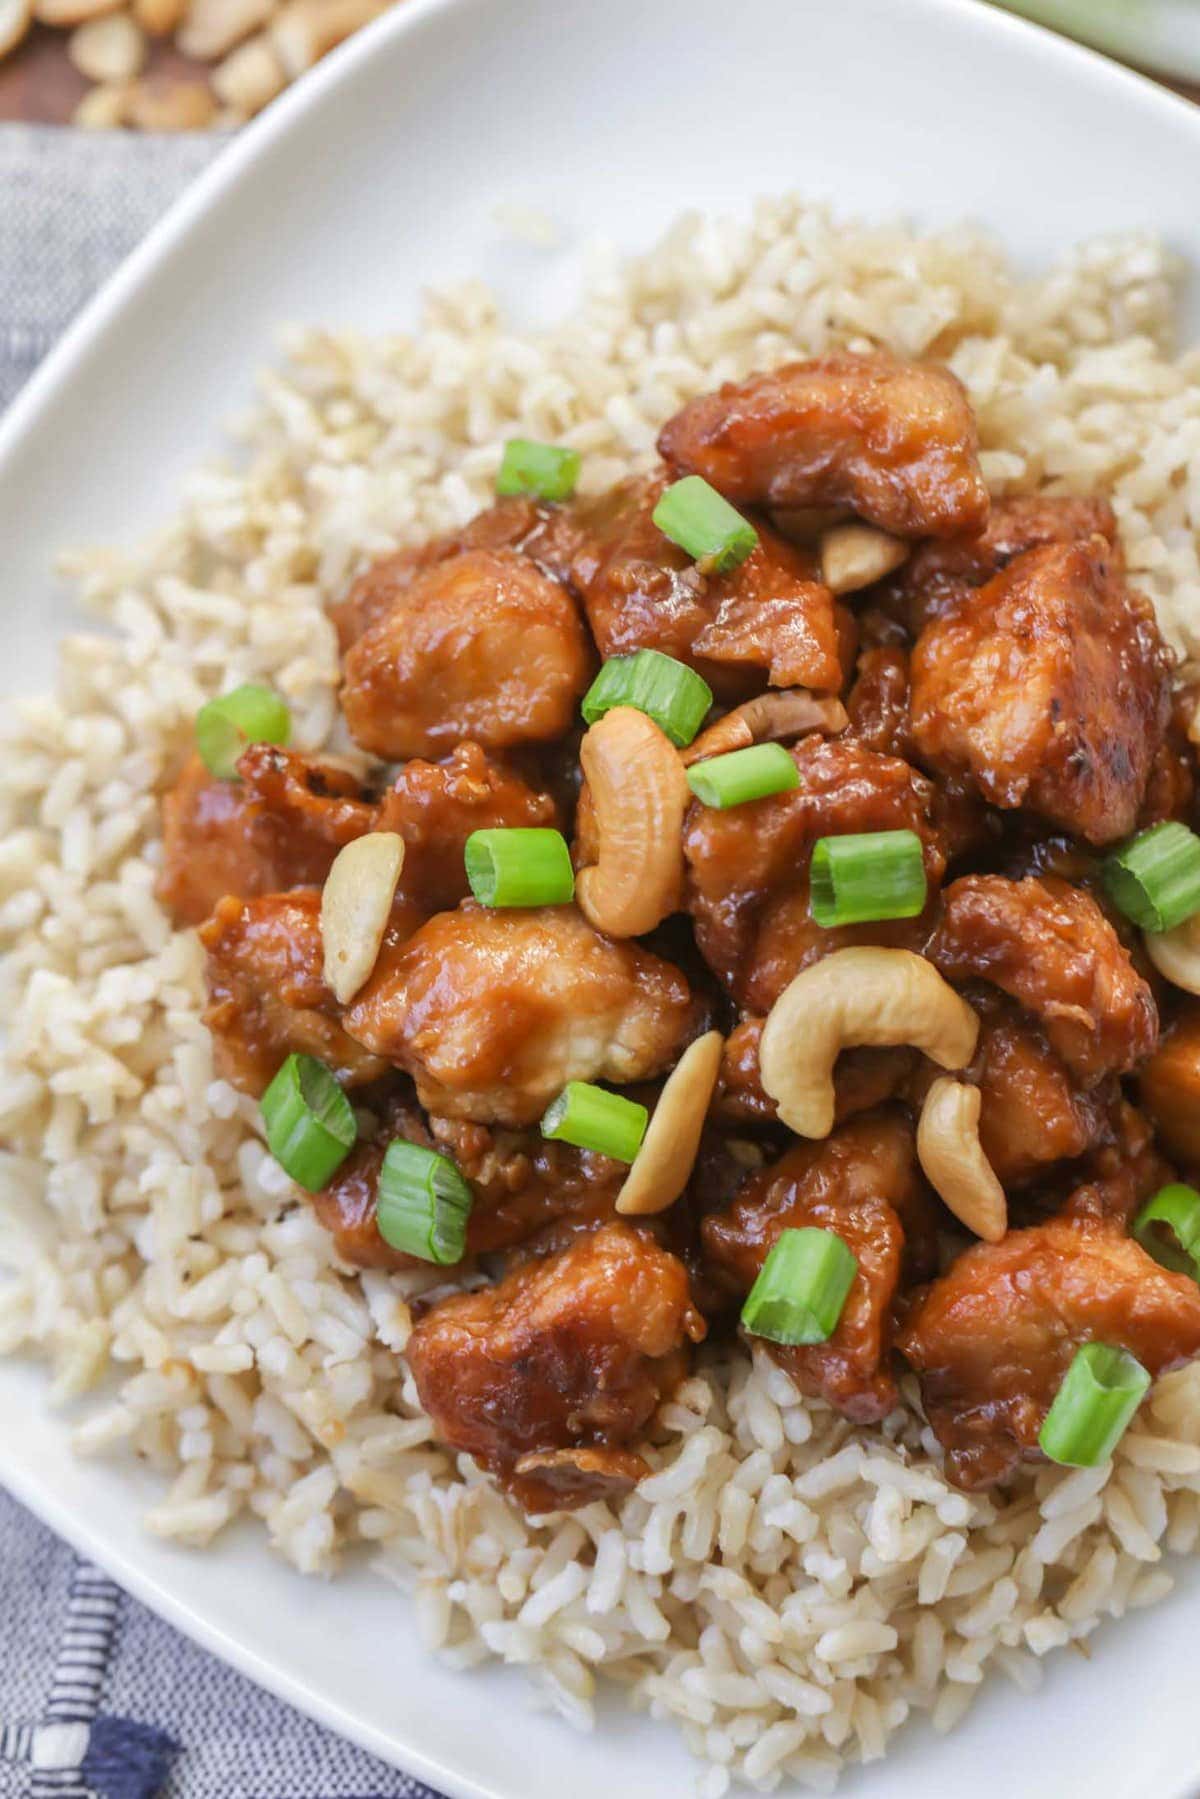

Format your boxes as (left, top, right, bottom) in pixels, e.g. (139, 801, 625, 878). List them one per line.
(464, 828, 575, 908)
(540, 1081, 648, 1164)
(685, 741, 799, 810)
(376, 1140, 473, 1264)
(1134, 1183, 1200, 1282)
(581, 649, 713, 748)
(1038, 1342, 1151, 1468)
(495, 438, 581, 502)
(260, 1053, 356, 1192)
(1103, 821, 1200, 933)
(652, 475, 758, 574)
(195, 683, 291, 780)
(741, 1228, 858, 1346)
(809, 829, 927, 928)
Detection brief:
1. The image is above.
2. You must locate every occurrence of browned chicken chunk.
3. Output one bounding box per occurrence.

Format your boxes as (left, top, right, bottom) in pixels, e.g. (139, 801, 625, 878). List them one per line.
(929, 874, 1157, 1086)
(910, 538, 1172, 843)
(1138, 1006, 1200, 1166)
(899, 1219, 1200, 1488)
(658, 352, 989, 538)
(340, 548, 592, 760)
(407, 1222, 705, 1512)
(342, 902, 703, 1125)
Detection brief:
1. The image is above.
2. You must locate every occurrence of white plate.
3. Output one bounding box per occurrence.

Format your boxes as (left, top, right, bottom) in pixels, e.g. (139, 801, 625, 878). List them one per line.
(2, 2, 1200, 1794)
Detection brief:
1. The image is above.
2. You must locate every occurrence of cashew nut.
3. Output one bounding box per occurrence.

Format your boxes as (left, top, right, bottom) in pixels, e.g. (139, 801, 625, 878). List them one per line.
(759, 948, 979, 1138)
(819, 523, 909, 596)
(575, 706, 690, 938)
(1144, 915, 1200, 996)
(617, 1030, 724, 1216)
(916, 1078, 1007, 1242)
(682, 689, 848, 766)
(320, 831, 405, 1004)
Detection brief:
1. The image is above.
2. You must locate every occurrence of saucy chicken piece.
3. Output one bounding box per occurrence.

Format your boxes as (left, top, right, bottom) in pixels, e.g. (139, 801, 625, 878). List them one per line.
(407, 1222, 705, 1512)
(657, 351, 989, 539)
(845, 644, 913, 761)
(1137, 690, 1198, 828)
(340, 548, 592, 760)
(899, 1218, 1200, 1488)
(157, 746, 375, 928)
(374, 742, 556, 910)
(910, 538, 1172, 844)
(343, 902, 704, 1125)
(929, 874, 1157, 1086)
(717, 1016, 917, 1129)
(1138, 1006, 1200, 1165)
(703, 1110, 932, 1423)
(684, 734, 943, 1011)
(571, 472, 845, 698)
(1058, 1101, 1172, 1228)
(200, 888, 392, 1094)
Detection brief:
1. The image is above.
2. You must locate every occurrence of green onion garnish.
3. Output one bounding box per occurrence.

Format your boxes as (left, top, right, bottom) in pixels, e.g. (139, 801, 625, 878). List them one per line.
(464, 828, 575, 908)
(1038, 1342, 1151, 1468)
(260, 1053, 356, 1192)
(741, 1228, 858, 1346)
(652, 475, 758, 574)
(495, 438, 581, 502)
(1133, 1183, 1200, 1282)
(685, 742, 799, 810)
(195, 683, 291, 780)
(540, 1081, 648, 1163)
(581, 649, 713, 748)
(809, 829, 928, 929)
(1102, 821, 1200, 933)
(376, 1139, 474, 1264)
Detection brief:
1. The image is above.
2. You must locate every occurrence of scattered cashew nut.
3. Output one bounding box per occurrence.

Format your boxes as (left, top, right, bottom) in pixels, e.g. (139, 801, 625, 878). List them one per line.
(819, 522, 909, 596)
(320, 831, 405, 1005)
(575, 706, 690, 938)
(0, 0, 33, 58)
(759, 947, 979, 1138)
(1144, 915, 1200, 996)
(617, 1030, 725, 1217)
(916, 1077, 1007, 1242)
(682, 689, 848, 766)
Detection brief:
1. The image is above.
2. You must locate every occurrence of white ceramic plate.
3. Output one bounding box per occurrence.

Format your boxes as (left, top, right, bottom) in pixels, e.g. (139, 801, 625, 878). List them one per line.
(3, 2, 1200, 1793)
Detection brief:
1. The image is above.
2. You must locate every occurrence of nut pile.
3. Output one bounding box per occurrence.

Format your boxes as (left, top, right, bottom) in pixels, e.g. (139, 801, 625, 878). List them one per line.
(0, 0, 394, 129)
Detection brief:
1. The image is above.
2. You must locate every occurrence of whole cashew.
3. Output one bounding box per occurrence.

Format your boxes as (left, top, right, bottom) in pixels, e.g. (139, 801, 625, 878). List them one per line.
(1144, 915, 1200, 996)
(759, 947, 979, 1138)
(916, 1077, 1007, 1242)
(575, 706, 690, 938)
(682, 689, 848, 766)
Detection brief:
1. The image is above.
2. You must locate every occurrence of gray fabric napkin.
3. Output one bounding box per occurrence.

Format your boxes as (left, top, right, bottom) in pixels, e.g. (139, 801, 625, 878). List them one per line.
(0, 122, 441, 1799)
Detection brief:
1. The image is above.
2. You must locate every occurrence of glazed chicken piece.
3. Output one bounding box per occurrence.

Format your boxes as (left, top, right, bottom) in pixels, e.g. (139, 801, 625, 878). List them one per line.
(684, 733, 943, 1011)
(845, 644, 913, 761)
(1137, 689, 1198, 828)
(899, 1218, 1200, 1488)
(716, 1016, 918, 1129)
(571, 472, 846, 699)
(1059, 1102, 1173, 1229)
(1138, 1006, 1200, 1166)
(342, 902, 704, 1125)
(657, 351, 989, 539)
(157, 745, 376, 928)
(703, 1110, 934, 1423)
(340, 548, 593, 760)
(929, 874, 1157, 1086)
(407, 1222, 705, 1512)
(200, 888, 394, 1094)
(910, 537, 1172, 844)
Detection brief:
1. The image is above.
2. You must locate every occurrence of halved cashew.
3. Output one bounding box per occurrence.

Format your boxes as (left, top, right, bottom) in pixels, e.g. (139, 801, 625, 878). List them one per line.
(682, 690, 848, 766)
(1144, 914, 1200, 996)
(617, 1030, 724, 1217)
(917, 1078, 1007, 1242)
(576, 706, 689, 938)
(759, 948, 979, 1138)
(0, 0, 33, 58)
(819, 523, 909, 596)
(320, 831, 405, 1004)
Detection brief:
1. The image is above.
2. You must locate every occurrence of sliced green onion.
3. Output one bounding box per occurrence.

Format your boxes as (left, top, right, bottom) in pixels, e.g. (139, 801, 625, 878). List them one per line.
(1103, 821, 1200, 933)
(195, 683, 291, 780)
(260, 1052, 356, 1191)
(652, 475, 758, 574)
(741, 1227, 858, 1346)
(464, 828, 575, 908)
(581, 649, 713, 748)
(809, 829, 927, 928)
(686, 742, 799, 810)
(540, 1081, 648, 1163)
(495, 438, 581, 502)
(1133, 1183, 1200, 1281)
(376, 1139, 473, 1264)
(1038, 1342, 1151, 1468)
